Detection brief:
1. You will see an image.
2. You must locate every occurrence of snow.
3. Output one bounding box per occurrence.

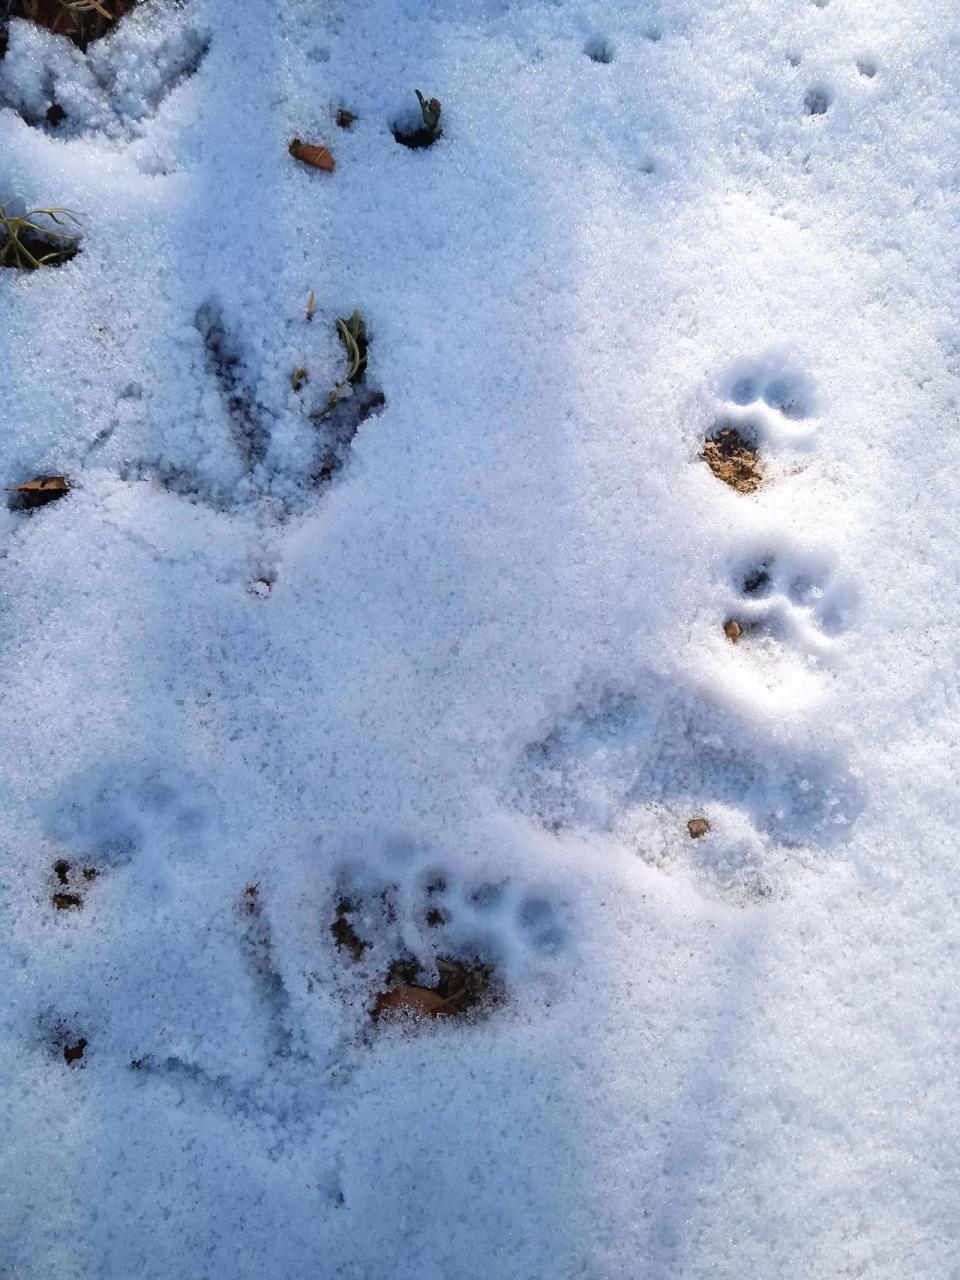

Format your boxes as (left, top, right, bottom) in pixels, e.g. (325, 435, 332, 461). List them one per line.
(2, 0, 960, 1275)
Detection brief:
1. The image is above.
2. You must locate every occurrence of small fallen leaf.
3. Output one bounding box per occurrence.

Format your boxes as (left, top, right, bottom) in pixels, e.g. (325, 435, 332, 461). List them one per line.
(292, 366, 308, 392)
(306, 290, 315, 321)
(723, 618, 743, 643)
(289, 138, 335, 172)
(7, 475, 69, 508)
(372, 983, 467, 1020)
(687, 817, 710, 839)
(53, 892, 82, 911)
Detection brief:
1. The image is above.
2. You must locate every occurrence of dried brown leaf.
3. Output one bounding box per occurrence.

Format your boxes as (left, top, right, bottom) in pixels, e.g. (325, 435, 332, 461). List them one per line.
(289, 139, 335, 173)
(372, 983, 467, 1020)
(8, 475, 69, 501)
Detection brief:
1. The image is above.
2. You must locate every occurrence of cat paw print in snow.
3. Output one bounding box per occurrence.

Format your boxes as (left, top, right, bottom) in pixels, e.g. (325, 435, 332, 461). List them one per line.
(701, 358, 820, 491)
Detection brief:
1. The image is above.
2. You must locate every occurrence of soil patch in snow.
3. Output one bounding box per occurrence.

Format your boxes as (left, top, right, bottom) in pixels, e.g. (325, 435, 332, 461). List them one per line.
(701, 425, 763, 492)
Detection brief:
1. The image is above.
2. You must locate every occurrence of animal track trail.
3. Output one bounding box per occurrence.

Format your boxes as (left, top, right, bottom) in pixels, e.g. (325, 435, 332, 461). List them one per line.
(723, 548, 855, 657)
(703, 360, 857, 676)
(509, 670, 863, 905)
(727, 361, 816, 420)
(123, 303, 386, 518)
(197, 300, 271, 473)
(324, 836, 574, 1021)
(238, 883, 298, 1061)
(46, 759, 216, 870)
(701, 358, 819, 493)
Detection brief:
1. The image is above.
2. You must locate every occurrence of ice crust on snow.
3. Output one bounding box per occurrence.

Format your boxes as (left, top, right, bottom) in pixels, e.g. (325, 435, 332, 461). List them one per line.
(2, 0, 960, 1277)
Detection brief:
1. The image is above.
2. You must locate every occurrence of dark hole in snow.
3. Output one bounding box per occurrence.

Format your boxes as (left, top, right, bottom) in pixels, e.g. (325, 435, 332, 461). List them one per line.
(583, 35, 614, 63)
(393, 91, 442, 148)
(857, 59, 877, 78)
(330, 897, 368, 961)
(53, 892, 82, 911)
(804, 86, 832, 116)
(46, 103, 66, 127)
(0, 224, 79, 271)
(741, 562, 772, 595)
(54, 858, 71, 885)
(63, 1037, 87, 1064)
(392, 122, 442, 149)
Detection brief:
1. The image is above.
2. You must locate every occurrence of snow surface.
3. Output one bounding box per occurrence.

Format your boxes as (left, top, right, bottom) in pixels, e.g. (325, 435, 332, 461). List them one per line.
(2, 0, 960, 1276)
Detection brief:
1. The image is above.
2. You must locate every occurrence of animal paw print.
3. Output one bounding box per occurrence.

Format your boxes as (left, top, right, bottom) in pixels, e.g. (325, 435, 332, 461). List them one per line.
(509, 669, 862, 904)
(723, 548, 855, 655)
(727, 360, 816, 420)
(122, 300, 385, 515)
(701, 359, 818, 492)
(46, 760, 215, 869)
(325, 837, 573, 1024)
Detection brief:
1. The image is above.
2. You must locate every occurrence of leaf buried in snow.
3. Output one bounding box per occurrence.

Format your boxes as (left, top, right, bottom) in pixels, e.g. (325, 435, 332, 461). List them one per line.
(7, 475, 70, 508)
(291, 367, 308, 392)
(372, 983, 467, 1020)
(289, 139, 335, 172)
